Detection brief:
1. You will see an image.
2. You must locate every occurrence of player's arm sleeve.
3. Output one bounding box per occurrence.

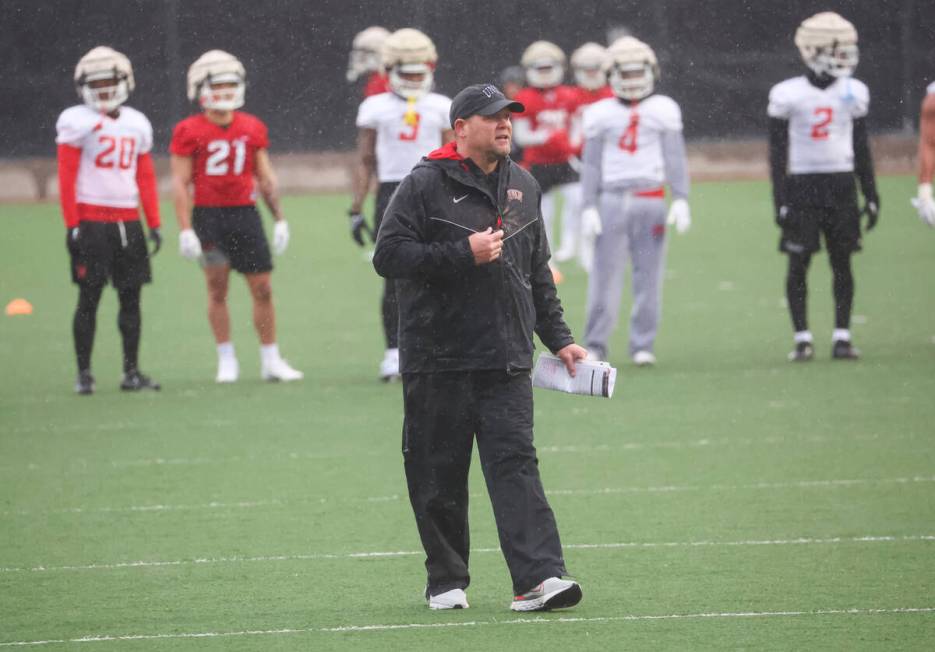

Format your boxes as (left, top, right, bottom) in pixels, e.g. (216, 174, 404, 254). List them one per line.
(580, 136, 603, 210)
(919, 94, 935, 183)
(136, 153, 160, 228)
(768, 118, 790, 212)
(355, 98, 377, 129)
(531, 191, 575, 353)
(56, 144, 81, 229)
(661, 129, 690, 200)
(168, 121, 195, 156)
(372, 174, 476, 279)
(255, 119, 270, 149)
(852, 118, 878, 203)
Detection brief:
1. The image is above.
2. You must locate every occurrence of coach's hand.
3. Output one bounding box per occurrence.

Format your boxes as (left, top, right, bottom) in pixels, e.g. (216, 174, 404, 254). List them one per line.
(862, 198, 880, 232)
(556, 343, 588, 377)
(666, 198, 691, 234)
(178, 228, 203, 261)
(66, 227, 80, 257)
(273, 220, 290, 255)
(148, 228, 162, 256)
(469, 227, 504, 265)
(349, 211, 373, 247)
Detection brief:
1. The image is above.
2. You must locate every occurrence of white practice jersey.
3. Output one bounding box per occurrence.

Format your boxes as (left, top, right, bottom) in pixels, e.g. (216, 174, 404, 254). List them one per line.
(56, 105, 153, 208)
(356, 92, 451, 182)
(582, 94, 682, 187)
(768, 76, 869, 175)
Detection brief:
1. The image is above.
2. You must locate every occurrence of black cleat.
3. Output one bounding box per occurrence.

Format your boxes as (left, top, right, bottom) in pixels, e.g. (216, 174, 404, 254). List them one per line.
(831, 339, 860, 360)
(788, 341, 815, 362)
(75, 370, 95, 395)
(120, 369, 161, 391)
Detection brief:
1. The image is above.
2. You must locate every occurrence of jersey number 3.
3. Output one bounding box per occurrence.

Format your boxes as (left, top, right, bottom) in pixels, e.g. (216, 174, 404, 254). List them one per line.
(399, 114, 421, 141)
(618, 113, 640, 154)
(811, 107, 833, 140)
(206, 139, 246, 175)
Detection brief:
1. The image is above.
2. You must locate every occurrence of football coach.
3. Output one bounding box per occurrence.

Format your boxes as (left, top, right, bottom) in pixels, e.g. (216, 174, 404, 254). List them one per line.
(373, 83, 587, 612)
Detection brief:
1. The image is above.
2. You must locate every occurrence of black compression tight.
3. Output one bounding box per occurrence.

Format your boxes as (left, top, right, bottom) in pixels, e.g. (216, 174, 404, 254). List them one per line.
(785, 250, 854, 333)
(72, 284, 142, 373)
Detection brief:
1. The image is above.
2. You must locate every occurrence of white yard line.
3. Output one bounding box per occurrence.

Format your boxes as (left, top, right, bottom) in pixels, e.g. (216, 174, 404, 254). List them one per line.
(4, 475, 933, 517)
(2, 535, 932, 574)
(1, 607, 933, 646)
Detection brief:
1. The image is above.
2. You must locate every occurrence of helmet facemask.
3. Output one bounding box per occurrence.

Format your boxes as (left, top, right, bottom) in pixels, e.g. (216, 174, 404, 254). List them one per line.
(198, 72, 245, 111)
(609, 63, 654, 101)
(574, 65, 606, 91)
(805, 40, 859, 78)
(526, 61, 565, 89)
(79, 71, 130, 113)
(347, 48, 382, 82)
(388, 62, 434, 100)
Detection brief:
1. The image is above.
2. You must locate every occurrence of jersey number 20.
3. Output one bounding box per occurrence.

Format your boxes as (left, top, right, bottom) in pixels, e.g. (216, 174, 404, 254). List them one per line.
(206, 139, 246, 175)
(94, 136, 136, 170)
(811, 107, 833, 140)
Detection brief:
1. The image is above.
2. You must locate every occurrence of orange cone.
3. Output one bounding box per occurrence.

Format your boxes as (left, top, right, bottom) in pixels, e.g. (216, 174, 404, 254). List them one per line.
(5, 298, 33, 316)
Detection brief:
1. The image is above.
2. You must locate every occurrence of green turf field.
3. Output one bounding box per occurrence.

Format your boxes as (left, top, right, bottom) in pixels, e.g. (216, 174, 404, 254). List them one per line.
(1, 176, 934, 650)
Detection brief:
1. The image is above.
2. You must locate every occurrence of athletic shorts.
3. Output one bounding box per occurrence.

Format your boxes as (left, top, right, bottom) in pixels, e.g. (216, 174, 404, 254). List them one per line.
(779, 173, 862, 256)
(528, 161, 579, 194)
(374, 181, 400, 234)
(192, 205, 272, 274)
(69, 220, 151, 288)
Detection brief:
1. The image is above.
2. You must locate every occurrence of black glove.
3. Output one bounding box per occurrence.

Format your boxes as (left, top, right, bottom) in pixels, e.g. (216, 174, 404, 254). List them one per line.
(349, 210, 374, 247)
(775, 205, 791, 228)
(861, 197, 879, 232)
(66, 227, 80, 257)
(148, 227, 162, 255)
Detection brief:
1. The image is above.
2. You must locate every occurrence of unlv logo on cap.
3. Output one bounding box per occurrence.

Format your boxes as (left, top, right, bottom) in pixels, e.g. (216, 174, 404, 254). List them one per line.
(507, 188, 523, 202)
(482, 85, 498, 98)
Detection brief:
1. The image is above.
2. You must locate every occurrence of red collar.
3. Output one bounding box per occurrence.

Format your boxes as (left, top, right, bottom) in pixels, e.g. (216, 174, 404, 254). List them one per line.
(426, 141, 463, 160)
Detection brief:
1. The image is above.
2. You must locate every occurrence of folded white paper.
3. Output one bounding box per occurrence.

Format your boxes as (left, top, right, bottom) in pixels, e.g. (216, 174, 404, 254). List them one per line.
(532, 352, 617, 398)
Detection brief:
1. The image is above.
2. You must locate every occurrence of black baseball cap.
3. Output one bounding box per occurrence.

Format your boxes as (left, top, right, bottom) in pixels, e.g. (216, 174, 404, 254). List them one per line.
(449, 83, 525, 127)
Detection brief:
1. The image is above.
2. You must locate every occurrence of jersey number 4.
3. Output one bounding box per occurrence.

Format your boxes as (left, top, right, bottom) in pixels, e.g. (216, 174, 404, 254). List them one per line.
(811, 107, 833, 140)
(94, 136, 136, 170)
(206, 139, 246, 175)
(618, 113, 640, 154)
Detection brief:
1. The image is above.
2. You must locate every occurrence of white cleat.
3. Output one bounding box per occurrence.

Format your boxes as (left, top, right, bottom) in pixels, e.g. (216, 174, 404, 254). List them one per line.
(511, 577, 582, 612)
(216, 357, 239, 383)
(427, 588, 469, 610)
(261, 357, 304, 382)
(379, 348, 400, 382)
(632, 351, 656, 367)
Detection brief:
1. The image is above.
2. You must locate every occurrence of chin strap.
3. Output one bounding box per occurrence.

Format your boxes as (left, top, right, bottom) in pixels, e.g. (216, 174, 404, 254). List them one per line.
(404, 97, 418, 126)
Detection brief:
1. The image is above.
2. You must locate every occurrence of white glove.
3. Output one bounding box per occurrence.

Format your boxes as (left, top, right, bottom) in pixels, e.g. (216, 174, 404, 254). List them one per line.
(666, 198, 691, 235)
(581, 206, 602, 238)
(273, 220, 290, 255)
(911, 183, 935, 228)
(178, 228, 202, 261)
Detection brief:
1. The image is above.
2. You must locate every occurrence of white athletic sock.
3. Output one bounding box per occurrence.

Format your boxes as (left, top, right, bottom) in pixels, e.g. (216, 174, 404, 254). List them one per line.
(832, 329, 851, 342)
(217, 341, 236, 360)
(260, 343, 280, 365)
(794, 330, 813, 344)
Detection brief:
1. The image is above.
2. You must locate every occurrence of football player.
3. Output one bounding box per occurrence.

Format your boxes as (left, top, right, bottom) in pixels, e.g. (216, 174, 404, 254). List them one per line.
(347, 26, 391, 99)
(569, 42, 613, 271)
(579, 36, 691, 367)
(170, 50, 302, 383)
(768, 12, 879, 361)
(57, 46, 162, 394)
(513, 41, 582, 268)
(912, 80, 935, 227)
(348, 28, 452, 381)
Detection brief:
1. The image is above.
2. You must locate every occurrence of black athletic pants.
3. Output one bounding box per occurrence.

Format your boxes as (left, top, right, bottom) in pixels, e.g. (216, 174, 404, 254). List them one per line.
(375, 182, 400, 349)
(73, 283, 142, 373)
(401, 370, 568, 596)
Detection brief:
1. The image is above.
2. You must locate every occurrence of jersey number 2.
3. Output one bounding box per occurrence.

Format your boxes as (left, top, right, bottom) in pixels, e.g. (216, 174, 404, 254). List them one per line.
(811, 107, 833, 140)
(618, 113, 640, 154)
(94, 136, 136, 169)
(206, 139, 246, 175)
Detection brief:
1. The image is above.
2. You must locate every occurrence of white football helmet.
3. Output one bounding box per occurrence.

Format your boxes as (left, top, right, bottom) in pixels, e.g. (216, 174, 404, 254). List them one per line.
(347, 26, 390, 82)
(382, 28, 438, 99)
(605, 36, 658, 101)
(187, 50, 246, 111)
(74, 46, 134, 113)
(795, 12, 859, 78)
(571, 42, 608, 91)
(521, 41, 566, 89)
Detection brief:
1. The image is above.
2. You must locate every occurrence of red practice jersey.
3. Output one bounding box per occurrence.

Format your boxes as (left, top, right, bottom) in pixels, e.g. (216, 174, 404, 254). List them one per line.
(575, 85, 614, 107)
(514, 85, 580, 166)
(363, 72, 391, 98)
(570, 85, 615, 154)
(169, 111, 269, 207)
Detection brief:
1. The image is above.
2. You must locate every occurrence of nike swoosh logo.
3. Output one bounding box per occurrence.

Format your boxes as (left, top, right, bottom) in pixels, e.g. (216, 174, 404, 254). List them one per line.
(453, 195, 469, 204)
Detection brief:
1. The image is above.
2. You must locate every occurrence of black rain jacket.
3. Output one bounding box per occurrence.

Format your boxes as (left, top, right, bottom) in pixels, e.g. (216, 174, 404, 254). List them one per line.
(372, 141, 574, 374)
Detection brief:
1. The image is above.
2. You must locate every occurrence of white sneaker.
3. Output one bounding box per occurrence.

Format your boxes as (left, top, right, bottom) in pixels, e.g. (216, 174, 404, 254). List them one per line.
(379, 348, 400, 382)
(511, 577, 582, 612)
(427, 588, 469, 610)
(216, 357, 239, 383)
(633, 351, 656, 367)
(261, 357, 304, 382)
